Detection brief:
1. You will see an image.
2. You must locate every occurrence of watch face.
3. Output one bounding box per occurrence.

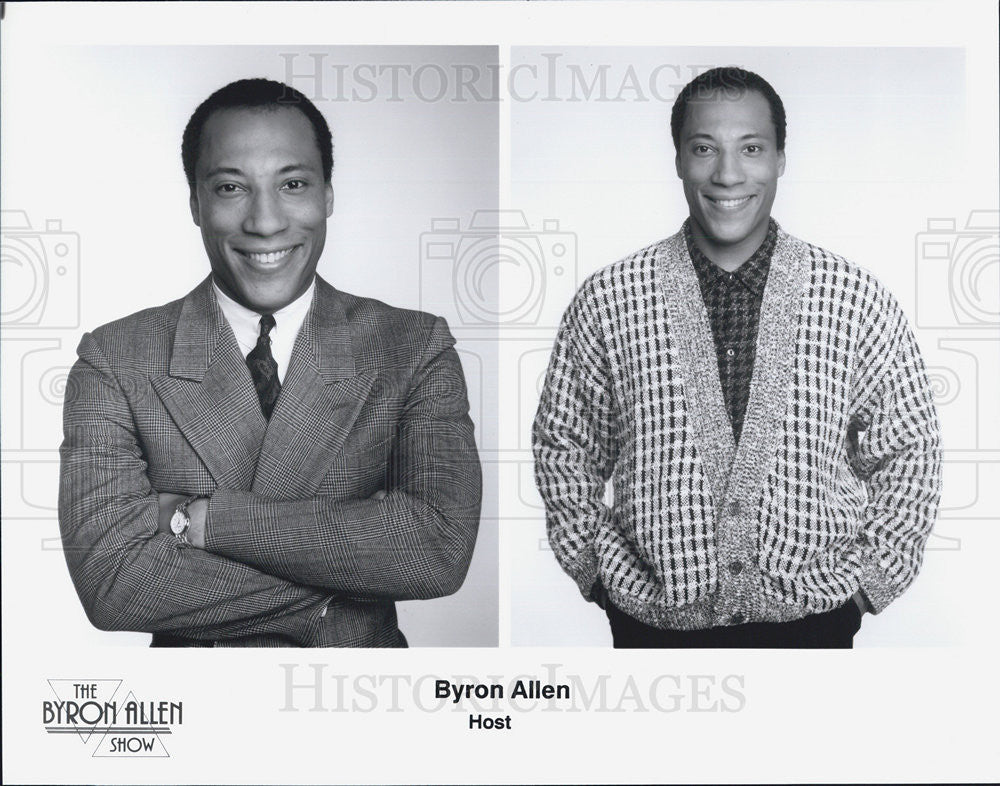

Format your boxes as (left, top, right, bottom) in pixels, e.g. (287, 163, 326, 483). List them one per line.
(170, 508, 189, 535)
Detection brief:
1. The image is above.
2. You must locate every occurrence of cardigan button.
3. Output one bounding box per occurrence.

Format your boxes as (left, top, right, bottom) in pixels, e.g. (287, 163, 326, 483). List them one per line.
(730, 612, 746, 625)
(728, 560, 744, 576)
(727, 500, 741, 517)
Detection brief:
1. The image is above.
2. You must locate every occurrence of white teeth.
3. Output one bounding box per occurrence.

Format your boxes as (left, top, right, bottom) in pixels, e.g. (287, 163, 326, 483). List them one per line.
(244, 248, 294, 264)
(711, 197, 752, 208)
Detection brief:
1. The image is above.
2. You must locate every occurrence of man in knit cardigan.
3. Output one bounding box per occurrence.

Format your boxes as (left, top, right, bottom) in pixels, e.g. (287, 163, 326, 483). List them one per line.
(532, 67, 942, 648)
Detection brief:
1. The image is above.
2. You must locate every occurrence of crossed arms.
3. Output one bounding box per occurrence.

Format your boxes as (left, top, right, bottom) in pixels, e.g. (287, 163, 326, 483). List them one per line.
(59, 316, 481, 645)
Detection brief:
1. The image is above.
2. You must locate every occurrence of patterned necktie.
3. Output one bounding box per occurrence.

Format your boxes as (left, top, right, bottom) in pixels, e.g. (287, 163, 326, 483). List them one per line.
(246, 314, 280, 420)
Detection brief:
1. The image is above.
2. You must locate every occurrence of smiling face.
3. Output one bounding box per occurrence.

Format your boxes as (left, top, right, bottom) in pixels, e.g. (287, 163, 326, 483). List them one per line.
(189, 107, 334, 313)
(675, 89, 785, 269)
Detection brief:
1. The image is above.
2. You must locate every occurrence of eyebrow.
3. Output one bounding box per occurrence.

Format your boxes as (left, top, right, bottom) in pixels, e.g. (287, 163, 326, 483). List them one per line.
(685, 132, 767, 142)
(203, 163, 317, 178)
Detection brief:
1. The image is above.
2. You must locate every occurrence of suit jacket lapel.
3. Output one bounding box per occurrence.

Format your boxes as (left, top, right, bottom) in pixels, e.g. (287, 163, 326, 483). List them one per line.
(150, 276, 266, 490)
(252, 277, 375, 498)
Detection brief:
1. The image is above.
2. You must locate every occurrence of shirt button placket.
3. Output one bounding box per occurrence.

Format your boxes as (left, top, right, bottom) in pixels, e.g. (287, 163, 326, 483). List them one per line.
(726, 499, 747, 625)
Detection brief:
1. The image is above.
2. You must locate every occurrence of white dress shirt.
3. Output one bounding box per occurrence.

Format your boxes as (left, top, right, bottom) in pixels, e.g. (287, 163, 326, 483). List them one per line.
(212, 278, 315, 385)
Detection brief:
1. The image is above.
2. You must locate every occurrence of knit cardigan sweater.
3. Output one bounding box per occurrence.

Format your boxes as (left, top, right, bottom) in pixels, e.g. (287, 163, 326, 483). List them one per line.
(533, 224, 942, 630)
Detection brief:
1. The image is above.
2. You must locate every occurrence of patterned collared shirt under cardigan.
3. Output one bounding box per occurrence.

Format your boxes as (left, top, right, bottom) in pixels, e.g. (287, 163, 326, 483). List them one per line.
(686, 218, 777, 444)
(532, 222, 942, 630)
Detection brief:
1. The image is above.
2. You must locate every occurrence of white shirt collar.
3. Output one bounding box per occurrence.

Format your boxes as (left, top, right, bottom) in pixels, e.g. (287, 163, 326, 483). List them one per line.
(212, 277, 316, 385)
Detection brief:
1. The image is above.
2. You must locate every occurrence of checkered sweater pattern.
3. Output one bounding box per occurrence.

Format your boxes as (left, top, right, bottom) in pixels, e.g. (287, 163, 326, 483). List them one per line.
(533, 225, 942, 630)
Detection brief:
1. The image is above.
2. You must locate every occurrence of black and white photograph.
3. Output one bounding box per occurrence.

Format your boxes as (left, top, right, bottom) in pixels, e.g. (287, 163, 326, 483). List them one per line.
(530, 62, 942, 649)
(509, 45, 993, 650)
(2, 42, 500, 650)
(1, 2, 997, 785)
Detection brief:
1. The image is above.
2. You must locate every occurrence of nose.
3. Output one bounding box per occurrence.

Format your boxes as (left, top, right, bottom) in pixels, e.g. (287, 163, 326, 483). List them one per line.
(242, 190, 289, 236)
(711, 149, 745, 188)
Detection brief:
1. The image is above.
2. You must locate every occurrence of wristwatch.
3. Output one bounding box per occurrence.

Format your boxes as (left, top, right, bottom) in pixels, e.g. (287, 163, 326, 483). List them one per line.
(169, 496, 200, 544)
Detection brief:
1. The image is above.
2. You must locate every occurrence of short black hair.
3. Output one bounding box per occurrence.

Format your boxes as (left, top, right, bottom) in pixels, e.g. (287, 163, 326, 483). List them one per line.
(181, 78, 333, 190)
(671, 67, 786, 152)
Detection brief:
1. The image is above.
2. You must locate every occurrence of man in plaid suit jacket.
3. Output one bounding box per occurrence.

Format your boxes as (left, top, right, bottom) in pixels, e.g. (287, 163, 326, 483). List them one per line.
(58, 79, 481, 647)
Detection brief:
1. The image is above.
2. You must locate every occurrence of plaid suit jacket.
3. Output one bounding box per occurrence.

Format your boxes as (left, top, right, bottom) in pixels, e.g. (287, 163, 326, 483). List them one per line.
(59, 275, 482, 647)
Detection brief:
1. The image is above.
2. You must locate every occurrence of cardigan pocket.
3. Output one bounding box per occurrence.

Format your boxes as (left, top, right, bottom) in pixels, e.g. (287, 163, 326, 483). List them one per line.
(594, 522, 669, 605)
(599, 502, 719, 607)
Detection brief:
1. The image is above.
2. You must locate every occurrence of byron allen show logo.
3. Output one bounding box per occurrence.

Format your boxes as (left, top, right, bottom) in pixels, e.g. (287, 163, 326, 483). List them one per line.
(42, 679, 183, 757)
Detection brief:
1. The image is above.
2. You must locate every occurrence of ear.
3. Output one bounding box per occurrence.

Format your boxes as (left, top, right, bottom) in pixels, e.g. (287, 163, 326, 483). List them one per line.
(325, 183, 335, 217)
(189, 189, 201, 227)
(675, 152, 682, 179)
(777, 150, 786, 177)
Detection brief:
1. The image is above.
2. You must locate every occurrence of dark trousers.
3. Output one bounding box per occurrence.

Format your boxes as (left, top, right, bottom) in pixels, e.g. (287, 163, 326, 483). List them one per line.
(606, 600, 863, 649)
